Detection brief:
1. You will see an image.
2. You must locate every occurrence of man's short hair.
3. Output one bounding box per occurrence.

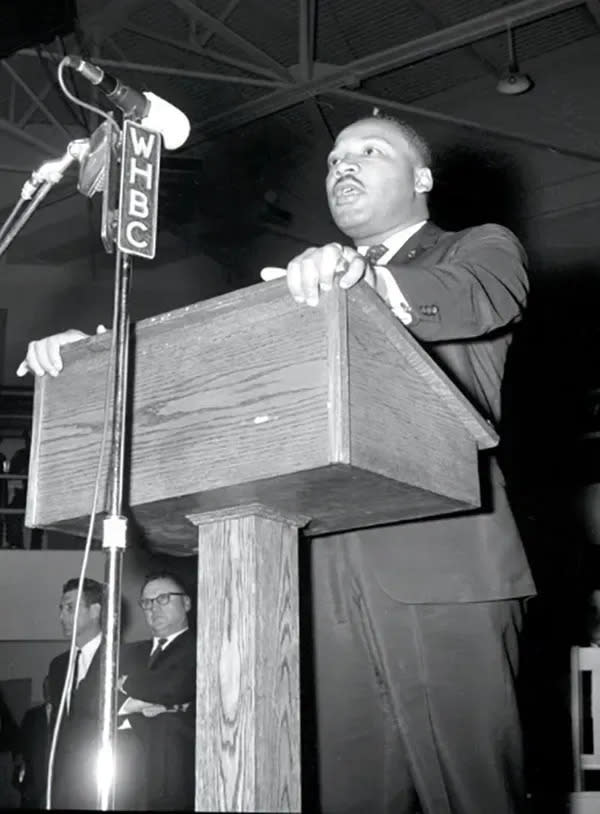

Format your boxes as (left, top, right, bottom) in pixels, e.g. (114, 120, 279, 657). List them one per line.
(62, 577, 104, 608)
(360, 109, 433, 168)
(141, 570, 188, 597)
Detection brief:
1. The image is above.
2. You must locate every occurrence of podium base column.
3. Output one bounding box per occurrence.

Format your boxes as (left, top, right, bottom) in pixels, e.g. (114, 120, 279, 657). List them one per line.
(187, 503, 309, 813)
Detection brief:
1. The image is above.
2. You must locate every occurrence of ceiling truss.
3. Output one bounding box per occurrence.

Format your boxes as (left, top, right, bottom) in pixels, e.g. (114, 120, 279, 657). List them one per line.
(168, 0, 291, 80)
(179, 0, 583, 141)
(584, 0, 600, 25)
(0, 0, 596, 166)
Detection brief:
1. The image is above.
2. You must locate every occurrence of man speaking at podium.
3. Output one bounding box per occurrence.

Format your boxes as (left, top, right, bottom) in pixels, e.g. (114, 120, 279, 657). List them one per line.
(20, 113, 534, 814)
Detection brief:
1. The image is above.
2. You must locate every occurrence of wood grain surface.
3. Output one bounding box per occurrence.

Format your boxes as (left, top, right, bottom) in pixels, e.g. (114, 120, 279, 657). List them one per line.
(191, 507, 301, 812)
(28, 279, 493, 553)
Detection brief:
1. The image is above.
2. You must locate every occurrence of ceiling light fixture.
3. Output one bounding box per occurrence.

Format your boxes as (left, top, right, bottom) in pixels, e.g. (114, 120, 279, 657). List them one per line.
(496, 24, 533, 96)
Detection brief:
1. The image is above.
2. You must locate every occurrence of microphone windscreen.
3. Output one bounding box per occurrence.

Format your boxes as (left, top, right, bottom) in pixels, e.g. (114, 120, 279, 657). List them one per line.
(141, 92, 191, 150)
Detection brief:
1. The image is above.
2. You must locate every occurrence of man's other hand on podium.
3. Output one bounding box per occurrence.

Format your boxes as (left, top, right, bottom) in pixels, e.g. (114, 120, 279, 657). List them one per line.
(270, 242, 373, 307)
(17, 325, 107, 378)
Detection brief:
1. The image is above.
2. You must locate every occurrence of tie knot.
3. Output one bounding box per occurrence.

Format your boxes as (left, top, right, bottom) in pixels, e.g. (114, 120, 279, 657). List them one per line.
(148, 638, 168, 667)
(364, 244, 387, 265)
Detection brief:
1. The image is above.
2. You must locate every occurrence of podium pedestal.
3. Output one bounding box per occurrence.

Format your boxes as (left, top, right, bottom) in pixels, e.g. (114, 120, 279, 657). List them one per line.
(189, 504, 308, 813)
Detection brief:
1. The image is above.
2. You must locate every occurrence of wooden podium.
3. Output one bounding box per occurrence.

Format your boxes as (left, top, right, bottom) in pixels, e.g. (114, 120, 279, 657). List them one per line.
(27, 279, 496, 812)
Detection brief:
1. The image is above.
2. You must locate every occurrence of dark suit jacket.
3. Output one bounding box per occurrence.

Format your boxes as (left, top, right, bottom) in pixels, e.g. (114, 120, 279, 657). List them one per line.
(335, 221, 535, 603)
(18, 703, 50, 807)
(120, 629, 196, 810)
(47, 644, 102, 809)
(0, 690, 19, 754)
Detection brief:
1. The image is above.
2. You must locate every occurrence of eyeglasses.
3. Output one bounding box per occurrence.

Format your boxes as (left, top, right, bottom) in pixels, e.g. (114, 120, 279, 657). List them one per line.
(138, 592, 185, 610)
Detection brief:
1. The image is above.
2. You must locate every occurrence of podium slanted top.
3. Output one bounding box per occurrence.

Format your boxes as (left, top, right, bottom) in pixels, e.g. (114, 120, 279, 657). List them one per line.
(28, 279, 497, 554)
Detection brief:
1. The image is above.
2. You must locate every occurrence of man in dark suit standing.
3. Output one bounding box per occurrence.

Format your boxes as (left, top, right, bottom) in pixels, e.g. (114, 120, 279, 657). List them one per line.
(47, 577, 103, 810)
(279, 113, 535, 814)
(118, 571, 195, 811)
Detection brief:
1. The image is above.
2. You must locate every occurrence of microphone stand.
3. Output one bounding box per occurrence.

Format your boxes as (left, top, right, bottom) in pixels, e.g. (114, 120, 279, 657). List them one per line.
(0, 141, 90, 258)
(96, 245, 131, 810)
(94, 114, 161, 810)
(91, 118, 135, 811)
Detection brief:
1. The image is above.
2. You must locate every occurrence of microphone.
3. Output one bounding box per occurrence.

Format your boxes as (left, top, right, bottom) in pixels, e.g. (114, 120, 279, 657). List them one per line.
(65, 56, 191, 150)
(66, 55, 147, 118)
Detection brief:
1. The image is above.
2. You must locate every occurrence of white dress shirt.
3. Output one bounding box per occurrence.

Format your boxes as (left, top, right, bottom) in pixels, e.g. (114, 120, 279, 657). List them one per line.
(358, 220, 426, 326)
(149, 626, 188, 656)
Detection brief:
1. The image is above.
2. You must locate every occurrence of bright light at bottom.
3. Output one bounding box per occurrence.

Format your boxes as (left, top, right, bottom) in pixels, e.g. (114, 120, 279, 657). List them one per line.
(96, 744, 115, 808)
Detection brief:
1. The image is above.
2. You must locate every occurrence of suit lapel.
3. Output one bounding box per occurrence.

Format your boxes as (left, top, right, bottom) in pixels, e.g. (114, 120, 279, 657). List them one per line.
(148, 640, 164, 669)
(72, 643, 102, 711)
(148, 629, 189, 669)
(388, 221, 445, 264)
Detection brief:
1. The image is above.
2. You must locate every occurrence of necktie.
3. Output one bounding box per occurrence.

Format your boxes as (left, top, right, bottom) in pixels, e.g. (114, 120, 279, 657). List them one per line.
(364, 243, 387, 266)
(68, 648, 81, 715)
(148, 637, 167, 668)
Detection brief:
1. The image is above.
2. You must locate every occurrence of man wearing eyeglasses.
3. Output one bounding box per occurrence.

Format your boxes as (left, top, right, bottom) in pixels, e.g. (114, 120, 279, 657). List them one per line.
(118, 571, 196, 811)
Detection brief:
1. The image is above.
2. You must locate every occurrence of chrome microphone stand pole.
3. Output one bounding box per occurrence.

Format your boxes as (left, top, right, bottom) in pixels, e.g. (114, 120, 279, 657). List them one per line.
(96, 244, 132, 811)
(90, 115, 131, 811)
(94, 115, 161, 810)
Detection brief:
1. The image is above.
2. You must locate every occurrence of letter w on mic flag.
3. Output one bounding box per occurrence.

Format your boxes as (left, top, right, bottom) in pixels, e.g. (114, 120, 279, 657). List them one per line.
(117, 120, 161, 259)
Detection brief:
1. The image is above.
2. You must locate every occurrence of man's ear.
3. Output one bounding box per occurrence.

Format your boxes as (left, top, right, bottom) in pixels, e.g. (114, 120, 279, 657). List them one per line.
(183, 595, 192, 613)
(91, 602, 102, 621)
(415, 167, 433, 194)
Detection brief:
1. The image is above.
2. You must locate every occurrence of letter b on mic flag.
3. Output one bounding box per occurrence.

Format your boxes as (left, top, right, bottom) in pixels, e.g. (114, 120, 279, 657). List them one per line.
(117, 121, 161, 259)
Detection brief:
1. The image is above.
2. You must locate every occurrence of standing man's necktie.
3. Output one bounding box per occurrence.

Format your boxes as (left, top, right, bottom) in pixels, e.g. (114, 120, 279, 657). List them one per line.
(148, 638, 167, 668)
(68, 648, 81, 715)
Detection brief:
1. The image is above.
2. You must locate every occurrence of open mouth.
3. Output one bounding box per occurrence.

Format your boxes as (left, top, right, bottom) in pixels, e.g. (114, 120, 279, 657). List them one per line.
(332, 176, 365, 205)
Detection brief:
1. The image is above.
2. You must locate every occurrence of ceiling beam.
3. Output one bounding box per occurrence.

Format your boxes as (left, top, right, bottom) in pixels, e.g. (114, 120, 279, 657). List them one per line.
(168, 0, 291, 80)
(104, 36, 129, 63)
(0, 117, 57, 157)
(299, 0, 317, 80)
(304, 98, 335, 144)
(2, 64, 70, 137)
(79, 0, 150, 40)
(124, 24, 287, 81)
(526, 194, 600, 222)
(182, 0, 583, 143)
(197, 0, 242, 48)
(17, 81, 53, 128)
(409, 0, 500, 75)
(0, 165, 32, 174)
(8, 79, 16, 123)
(17, 50, 286, 89)
(585, 0, 600, 25)
(329, 88, 600, 163)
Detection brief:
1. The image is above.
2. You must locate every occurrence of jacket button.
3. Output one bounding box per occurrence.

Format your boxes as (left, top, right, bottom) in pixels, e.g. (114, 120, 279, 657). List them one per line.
(407, 249, 416, 259)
